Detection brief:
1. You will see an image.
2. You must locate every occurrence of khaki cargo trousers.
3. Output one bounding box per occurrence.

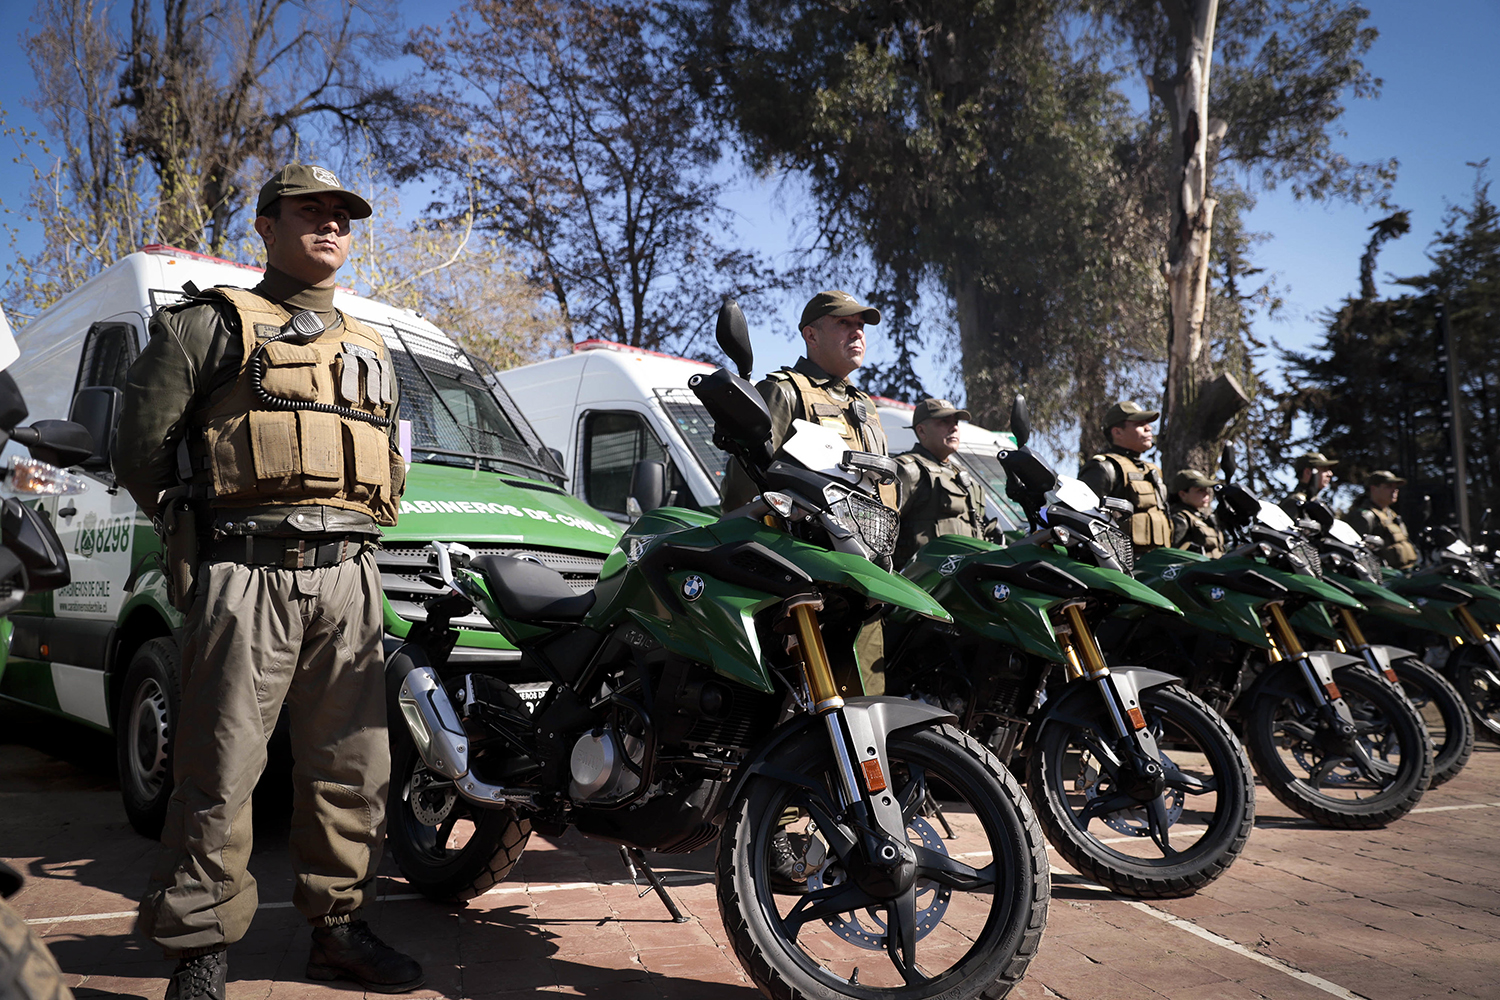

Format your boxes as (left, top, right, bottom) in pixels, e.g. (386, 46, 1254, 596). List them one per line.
(138, 549, 388, 956)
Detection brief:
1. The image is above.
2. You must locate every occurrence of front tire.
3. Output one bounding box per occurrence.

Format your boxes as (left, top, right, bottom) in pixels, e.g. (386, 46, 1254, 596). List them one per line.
(1446, 645, 1500, 745)
(387, 724, 531, 902)
(116, 637, 181, 840)
(1392, 657, 1473, 785)
(1028, 684, 1254, 898)
(718, 723, 1048, 1000)
(1244, 663, 1432, 828)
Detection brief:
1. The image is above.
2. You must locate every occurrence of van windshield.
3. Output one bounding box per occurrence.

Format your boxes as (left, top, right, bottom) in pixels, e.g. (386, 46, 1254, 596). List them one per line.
(374, 321, 566, 484)
(654, 387, 730, 493)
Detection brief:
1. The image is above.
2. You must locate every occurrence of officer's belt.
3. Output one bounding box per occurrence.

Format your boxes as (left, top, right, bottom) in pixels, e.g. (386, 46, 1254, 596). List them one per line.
(207, 534, 371, 569)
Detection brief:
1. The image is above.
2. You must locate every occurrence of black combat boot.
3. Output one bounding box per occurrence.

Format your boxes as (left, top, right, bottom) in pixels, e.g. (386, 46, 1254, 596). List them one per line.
(164, 949, 227, 1000)
(307, 919, 424, 993)
(768, 830, 811, 895)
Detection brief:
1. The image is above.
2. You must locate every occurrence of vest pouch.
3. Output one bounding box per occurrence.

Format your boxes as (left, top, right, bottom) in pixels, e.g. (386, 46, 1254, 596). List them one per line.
(298, 410, 345, 495)
(260, 341, 328, 403)
(936, 477, 970, 519)
(206, 413, 255, 497)
(248, 410, 300, 484)
(344, 420, 391, 505)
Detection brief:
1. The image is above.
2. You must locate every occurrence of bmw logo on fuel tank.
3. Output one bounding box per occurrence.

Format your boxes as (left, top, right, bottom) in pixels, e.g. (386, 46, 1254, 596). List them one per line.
(1209, 586, 1226, 602)
(681, 575, 706, 601)
(992, 583, 1011, 603)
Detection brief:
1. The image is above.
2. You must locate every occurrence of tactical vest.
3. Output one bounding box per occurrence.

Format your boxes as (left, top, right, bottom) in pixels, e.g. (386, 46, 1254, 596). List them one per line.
(1093, 451, 1171, 548)
(894, 450, 986, 566)
(1366, 504, 1418, 569)
(770, 368, 898, 509)
(191, 287, 406, 525)
(1171, 503, 1223, 558)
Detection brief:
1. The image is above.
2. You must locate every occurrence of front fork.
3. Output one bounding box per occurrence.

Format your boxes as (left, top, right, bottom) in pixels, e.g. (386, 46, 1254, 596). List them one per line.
(786, 598, 913, 854)
(1056, 603, 1163, 769)
(1265, 603, 1356, 732)
(1453, 605, 1500, 678)
(1336, 608, 1404, 689)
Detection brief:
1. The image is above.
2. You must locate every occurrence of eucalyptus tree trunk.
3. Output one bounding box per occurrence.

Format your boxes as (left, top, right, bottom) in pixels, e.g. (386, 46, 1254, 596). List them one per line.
(1158, 0, 1246, 475)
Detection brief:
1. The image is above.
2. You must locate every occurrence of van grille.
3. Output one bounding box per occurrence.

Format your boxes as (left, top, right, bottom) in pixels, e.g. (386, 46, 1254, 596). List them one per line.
(376, 542, 605, 630)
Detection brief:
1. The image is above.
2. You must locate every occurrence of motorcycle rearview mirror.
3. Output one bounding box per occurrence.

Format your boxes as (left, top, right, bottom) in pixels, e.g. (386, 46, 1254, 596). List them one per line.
(1010, 395, 1031, 448)
(1216, 482, 1262, 528)
(9, 419, 98, 469)
(715, 300, 753, 380)
(0, 371, 28, 440)
(1219, 443, 1236, 481)
(1303, 498, 1336, 534)
(688, 369, 774, 464)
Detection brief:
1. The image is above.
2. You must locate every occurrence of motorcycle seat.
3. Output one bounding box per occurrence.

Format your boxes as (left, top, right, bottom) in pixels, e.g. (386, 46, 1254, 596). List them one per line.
(469, 555, 597, 621)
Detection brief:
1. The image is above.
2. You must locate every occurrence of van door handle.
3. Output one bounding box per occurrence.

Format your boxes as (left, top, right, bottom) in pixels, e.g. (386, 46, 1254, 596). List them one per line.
(58, 504, 78, 520)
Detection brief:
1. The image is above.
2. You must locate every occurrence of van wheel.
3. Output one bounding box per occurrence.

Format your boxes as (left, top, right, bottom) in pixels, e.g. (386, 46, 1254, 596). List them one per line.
(116, 638, 181, 840)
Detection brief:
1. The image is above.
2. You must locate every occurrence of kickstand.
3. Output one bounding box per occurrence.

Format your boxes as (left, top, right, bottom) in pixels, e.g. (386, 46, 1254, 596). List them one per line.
(620, 846, 690, 923)
(924, 791, 956, 840)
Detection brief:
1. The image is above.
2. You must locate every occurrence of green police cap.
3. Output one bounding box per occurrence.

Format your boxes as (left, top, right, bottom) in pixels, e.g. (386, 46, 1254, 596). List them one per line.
(1171, 469, 1219, 493)
(257, 164, 372, 220)
(1102, 399, 1159, 429)
(911, 398, 971, 427)
(1294, 451, 1339, 471)
(1367, 469, 1407, 486)
(799, 290, 881, 331)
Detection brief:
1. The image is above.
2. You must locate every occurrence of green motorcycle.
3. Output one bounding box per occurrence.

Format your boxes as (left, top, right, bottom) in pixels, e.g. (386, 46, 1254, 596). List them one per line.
(1104, 472, 1433, 828)
(1292, 508, 1475, 784)
(887, 398, 1255, 899)
(383, 305, 1049, 1000)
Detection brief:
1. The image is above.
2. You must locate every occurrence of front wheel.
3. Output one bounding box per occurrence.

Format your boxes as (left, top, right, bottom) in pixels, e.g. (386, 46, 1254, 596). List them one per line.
(386, 724, 531, 902)
(1392, 657, 1474, 785)
(1028, 684, 1255, 898)
(1243, 663, 1432, 828)
(1446, 645, 1500, 745)
(718, 723, 1048, 1000)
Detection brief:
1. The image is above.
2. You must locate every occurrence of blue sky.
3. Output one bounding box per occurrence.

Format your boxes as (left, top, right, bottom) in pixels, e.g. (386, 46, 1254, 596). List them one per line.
(2, 0, 1497, 398)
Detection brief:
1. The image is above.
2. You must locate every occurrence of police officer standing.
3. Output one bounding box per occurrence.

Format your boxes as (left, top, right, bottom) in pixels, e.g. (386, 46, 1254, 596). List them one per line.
(1168, 469, 1225, 558)
(721, 290, 894, 695)
(1280, 452, 1338, 519)
(1078, 400, 1171, 554)
(893, 398, 997, 567)
(1349, 470, 1419, 570)
(114, 165, 421, 999)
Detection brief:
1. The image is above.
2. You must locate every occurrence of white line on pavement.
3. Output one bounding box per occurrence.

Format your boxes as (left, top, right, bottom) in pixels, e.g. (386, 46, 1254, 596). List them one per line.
(1410, 800, 1500, 813)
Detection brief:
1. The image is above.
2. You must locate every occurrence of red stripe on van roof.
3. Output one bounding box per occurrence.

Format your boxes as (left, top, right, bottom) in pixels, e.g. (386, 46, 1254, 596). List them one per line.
(572, 339, 716, 368)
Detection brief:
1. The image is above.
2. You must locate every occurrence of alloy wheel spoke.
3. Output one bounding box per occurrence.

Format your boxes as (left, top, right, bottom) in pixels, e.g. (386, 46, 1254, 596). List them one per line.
(1145, 795, 1178, 858)
(1162, 766, 1213, 794)
(1079, 791, 1137, 823)
(911, 844, 994, 891)
(782, 881, 880, 940)
(884, 887, 924, 986)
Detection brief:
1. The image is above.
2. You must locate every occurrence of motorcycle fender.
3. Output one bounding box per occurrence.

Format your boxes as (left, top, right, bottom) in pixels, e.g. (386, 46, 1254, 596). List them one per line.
(1305, 650, 1363, 684)
(719, 696, 957, 823)
(1366, 644, 1416, 683)
(1030, 666, 1179, 731)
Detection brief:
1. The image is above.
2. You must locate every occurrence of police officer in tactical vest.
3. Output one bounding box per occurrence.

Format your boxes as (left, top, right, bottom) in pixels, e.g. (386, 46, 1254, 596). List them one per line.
(1349, 470, 1419, 570)
(114, 165, 421, 999)
(1280, 452, 1338, 520)
(1168, 469, 1225, 559)
(894, 398, 998, 567)
(720, 289, 894, 697)
(1078, 400, 1172, 554)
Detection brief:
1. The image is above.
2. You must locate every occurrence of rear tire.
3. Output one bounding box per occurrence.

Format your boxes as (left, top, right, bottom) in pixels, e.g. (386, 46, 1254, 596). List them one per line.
(1243, 663, 1431, 828)
(1392, 657, 1473, 785)
(387, 724, 531, 902)
(115, 637, 181, 840)
(1446, 645, 1500, 745)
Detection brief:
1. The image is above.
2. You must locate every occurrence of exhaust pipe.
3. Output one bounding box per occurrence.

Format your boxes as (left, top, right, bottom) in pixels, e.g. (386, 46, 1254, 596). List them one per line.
(396, 659, 535, 807)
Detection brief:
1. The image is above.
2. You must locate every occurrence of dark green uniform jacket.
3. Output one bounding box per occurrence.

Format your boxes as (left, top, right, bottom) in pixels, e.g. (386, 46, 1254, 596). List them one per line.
(114, 266, 399, 536)
(893, 443, 995, 568)
(1169, 498, 1225, 559)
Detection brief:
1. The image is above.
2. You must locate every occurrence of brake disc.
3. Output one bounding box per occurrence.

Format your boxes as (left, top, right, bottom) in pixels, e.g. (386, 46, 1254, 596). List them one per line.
(804, 816, 952, 951)
(1078, 751, 1186, 836)
(408, 771, 458, 827)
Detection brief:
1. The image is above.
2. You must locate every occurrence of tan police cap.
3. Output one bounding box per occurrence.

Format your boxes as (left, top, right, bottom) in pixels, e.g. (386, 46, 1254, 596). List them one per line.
(1295, 451, 1339, 470)
(911, 398, 971, 427)
(1171, 469, 1219, 493)
(1367, 469, 1407, 486)
(257, 164, 372, 220)
(1103, 399, 1159, 428)
(799, 290, 881, 331)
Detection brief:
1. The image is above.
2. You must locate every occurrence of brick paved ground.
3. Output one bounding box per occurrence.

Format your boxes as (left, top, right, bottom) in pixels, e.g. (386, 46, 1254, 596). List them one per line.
(4, 702, 1498, 1000)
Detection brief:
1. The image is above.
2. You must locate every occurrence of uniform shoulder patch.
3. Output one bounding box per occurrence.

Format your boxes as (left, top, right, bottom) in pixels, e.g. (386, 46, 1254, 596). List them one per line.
(765, 369, 793, 382)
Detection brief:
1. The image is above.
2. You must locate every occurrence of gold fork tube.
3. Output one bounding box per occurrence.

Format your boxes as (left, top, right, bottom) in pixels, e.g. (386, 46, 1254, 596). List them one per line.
(1062, 604, 1110, 680)
(1455, 604, 1489, 642)
(789, 602, 845, 713)
(1265, 603, 1306, 658)
(1338, 608, 1369, 648)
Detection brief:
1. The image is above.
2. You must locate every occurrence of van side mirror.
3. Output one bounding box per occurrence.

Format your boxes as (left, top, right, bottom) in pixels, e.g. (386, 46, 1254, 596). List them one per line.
(716, 300, 754, 380)
(69, 386, 122, 470)
(626, 459, 669, 520)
